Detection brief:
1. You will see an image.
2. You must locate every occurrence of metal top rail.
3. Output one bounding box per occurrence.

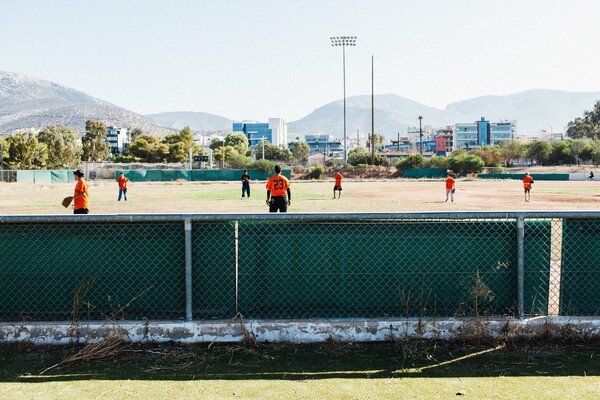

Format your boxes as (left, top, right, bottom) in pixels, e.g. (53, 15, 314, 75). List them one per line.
(0, 211, 598, 223)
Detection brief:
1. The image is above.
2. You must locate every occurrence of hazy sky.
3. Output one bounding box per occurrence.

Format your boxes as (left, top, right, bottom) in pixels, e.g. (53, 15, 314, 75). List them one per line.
(1, 0, 600, 121)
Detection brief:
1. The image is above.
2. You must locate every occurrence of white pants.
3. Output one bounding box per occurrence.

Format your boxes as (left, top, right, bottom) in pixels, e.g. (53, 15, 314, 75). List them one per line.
(446, 188, 454, 201)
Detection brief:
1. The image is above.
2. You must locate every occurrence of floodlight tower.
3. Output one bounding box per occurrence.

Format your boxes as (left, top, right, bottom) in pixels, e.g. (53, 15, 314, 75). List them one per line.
(330, 36, 357, 165)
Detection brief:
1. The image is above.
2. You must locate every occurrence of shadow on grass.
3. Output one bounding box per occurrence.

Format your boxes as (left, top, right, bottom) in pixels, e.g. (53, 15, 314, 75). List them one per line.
(2, 339, 600, 382)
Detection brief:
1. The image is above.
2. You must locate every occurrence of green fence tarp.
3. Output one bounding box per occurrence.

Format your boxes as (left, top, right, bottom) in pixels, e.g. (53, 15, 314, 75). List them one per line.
(33, 170, 51, 184)
(0, 222, 188, 321)
(478, 173, 570, 181)
(145, 170, 163, 181)
(50, 170, 71, 183)
(16, 170, 35, 183)
(192, 222, 236, 318)
(404, 168, 448, 179)
(560, 219, 600, 315)
(117, 169, 290, 182)
(237, 220, 551, 319)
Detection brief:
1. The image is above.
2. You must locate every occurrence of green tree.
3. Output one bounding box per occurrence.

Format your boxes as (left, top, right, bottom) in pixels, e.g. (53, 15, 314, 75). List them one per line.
(395, 154, 425, 172)
(0, 137, 6, 169)
(290, 141, 310, 163)
(249, 159, 276, 173)
(256, 141, 293, 161)
(526, 141, 552, 165)
(366, 133, 385, 149)
(347, 147, 388, 166)
(499, 140, 525, 166)
(567, 101, 600, 140)
(226, 153, 252, 169)
(82, 120, 110, 161)
(549, 141, 575, 165)
(423, 156, 449, 169)
(5, 131, 48, 169)
(38, 125, 82, 169)
(161, 126, 199, 163)
(124, 134, 170, 162)
(471, 146, 502, 167)
(448, 154, 484, 174)
(129, 127, 144, 142)
(225, 133, 249, 154)
(569, 139, 590, 165)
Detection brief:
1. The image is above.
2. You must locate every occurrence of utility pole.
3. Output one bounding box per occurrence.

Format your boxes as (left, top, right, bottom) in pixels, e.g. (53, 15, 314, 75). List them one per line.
(397, 132, 400, 152)
(418, 116, 423, 155)
(371, 55, 375, 166)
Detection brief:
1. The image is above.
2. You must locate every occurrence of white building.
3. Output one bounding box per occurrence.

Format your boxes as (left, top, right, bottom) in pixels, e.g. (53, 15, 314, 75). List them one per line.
(268, 118, 288, 147)
(106, 127, 129, 156)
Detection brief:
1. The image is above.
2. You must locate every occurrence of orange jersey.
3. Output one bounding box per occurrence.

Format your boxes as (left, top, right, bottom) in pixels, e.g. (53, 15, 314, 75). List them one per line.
(266, 174, 290, 197)
(523, 176, 533, 189)
(335, 172, 342, 186)
(445, 177, 455, 189)
(117, 176, 128, 189)
(74, 179, 90, 210)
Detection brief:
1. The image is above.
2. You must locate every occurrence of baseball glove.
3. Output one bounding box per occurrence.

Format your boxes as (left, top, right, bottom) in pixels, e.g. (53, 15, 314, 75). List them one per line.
(62, 196, 73, 208)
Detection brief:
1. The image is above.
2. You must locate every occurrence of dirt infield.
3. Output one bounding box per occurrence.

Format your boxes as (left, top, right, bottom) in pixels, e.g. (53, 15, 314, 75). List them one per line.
(0, 178, 599, 215)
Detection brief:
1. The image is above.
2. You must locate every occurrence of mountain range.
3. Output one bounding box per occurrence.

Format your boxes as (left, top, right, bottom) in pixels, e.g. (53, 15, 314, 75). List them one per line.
(1, 71, 599, 139)
(0, 71, 174, 136)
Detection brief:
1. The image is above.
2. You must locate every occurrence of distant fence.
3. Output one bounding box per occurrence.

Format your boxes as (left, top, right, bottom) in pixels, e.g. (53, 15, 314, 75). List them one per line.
(478, 173, 570, 181)
(116, 169, 291, 182)
(9, 169, 291, 183)
(403, 168, 447, 179)
(0, 212, 598, 322)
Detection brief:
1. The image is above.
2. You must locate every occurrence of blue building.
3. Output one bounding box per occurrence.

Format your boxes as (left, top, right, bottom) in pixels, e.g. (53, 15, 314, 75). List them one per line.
(455, 118, 516, 150)
(232, 119, 288, 148)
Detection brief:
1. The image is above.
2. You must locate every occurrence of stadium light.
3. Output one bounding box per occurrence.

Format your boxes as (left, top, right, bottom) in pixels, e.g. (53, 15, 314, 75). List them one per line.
(330, 35, 357, 165)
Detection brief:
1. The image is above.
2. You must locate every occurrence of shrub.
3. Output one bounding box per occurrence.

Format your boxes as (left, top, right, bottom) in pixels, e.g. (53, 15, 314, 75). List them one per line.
(307, 164, 325, 179)
(249, 159, 276, 173)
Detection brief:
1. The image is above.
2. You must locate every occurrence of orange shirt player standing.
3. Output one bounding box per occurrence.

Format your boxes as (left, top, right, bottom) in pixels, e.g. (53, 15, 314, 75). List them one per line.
(266, 165, 291, 213)
(445, 171, 455, 202)
(67, 169, 90, 214)
(523, 172, 534, 202)
(333, 170, 343, 199)
(117, 172, 128, 201)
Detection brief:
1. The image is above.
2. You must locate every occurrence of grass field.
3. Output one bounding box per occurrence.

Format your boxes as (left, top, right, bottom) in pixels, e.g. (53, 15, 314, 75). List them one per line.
(1, 178, 600, 214)
(2, 177, 600, 399)
(1, 340, 599, 399)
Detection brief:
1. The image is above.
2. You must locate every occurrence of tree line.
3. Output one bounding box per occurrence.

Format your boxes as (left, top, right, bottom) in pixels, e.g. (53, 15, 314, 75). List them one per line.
(0, 120, 311, 170)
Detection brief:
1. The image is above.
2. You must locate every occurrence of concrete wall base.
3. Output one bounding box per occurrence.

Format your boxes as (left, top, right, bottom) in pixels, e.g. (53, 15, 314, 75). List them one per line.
(1, 317, 600, 345)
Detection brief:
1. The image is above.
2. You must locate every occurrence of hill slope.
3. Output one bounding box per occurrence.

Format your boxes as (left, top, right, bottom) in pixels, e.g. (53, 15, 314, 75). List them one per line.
(288, 90, 600, 138)
(145, 111, 235, 131)
(0, 71, 174, 135)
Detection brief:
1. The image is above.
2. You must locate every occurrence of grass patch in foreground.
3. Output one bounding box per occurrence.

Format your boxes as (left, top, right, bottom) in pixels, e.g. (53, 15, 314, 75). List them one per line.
(0, 339, 600, 399)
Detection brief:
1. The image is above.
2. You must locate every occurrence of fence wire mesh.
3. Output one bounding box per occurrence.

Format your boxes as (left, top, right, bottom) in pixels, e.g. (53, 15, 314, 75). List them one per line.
(0, 213, 591, 322)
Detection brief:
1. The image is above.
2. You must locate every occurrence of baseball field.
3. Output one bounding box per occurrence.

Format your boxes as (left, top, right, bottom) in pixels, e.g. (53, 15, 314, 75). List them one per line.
(1, 177, 600, 399)
(0, 177, 599, 214)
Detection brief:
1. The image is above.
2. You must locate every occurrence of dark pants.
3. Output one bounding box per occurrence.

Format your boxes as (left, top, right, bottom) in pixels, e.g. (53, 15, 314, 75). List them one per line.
(242, 182, 250, 198)
(269, 196, 288, 213)
(74, 208, 89, 214)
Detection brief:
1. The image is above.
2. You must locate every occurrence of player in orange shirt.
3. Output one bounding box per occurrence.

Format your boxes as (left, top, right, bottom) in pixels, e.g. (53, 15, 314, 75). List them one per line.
(265, 165, 291, 212)
(333, 170, 343, 199)
(445, 171, 455, 202)
(117, 172, 128, 201)
(65, 169, 90, 214)
(523, 172, 534, 202)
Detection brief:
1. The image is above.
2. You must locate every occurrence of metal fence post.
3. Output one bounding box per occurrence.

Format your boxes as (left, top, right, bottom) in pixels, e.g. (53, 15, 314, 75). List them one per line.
(517, 217, 525, 318)
(234, 220, 239, 314)
(184, 219, 193, 321)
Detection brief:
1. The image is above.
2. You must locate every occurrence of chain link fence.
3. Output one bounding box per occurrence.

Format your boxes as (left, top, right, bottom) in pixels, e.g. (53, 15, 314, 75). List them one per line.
(0, 212, 596, 322)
